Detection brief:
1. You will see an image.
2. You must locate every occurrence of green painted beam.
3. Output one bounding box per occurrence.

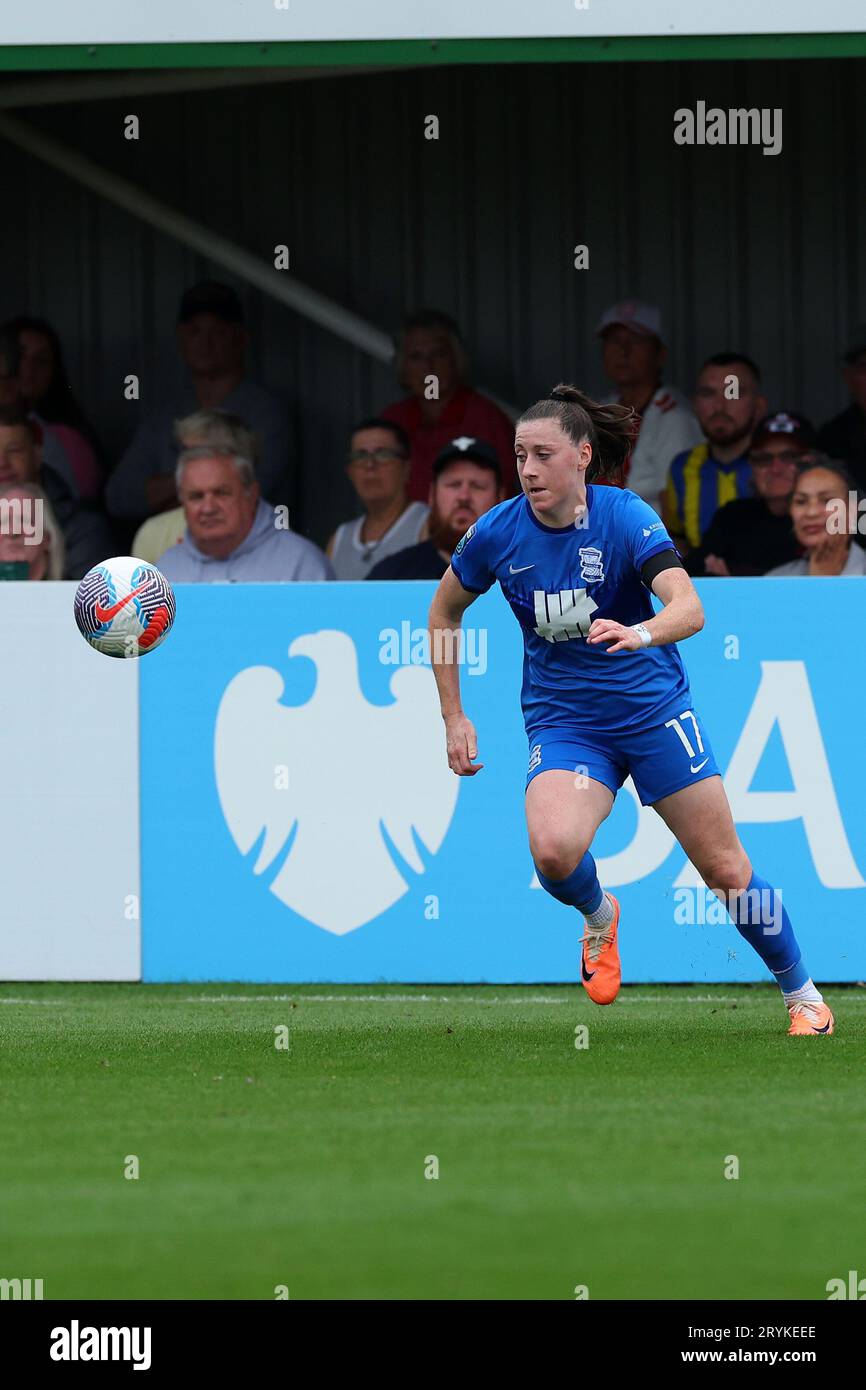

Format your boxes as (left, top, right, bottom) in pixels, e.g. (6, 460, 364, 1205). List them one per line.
(0, 33, 864, 72)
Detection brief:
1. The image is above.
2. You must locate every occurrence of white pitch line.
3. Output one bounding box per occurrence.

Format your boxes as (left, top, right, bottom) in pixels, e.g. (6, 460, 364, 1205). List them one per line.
(181, 992, 762, 1005)
(0, 992, 859, 1007)
(184, 993, 575, 1004)
(0, 997, 67, 1005)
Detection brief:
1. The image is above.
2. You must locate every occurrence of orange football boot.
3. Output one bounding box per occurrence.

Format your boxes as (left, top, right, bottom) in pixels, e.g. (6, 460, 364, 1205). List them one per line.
(579, 894, 621, 1005)
(787, 1000, 835, 1036)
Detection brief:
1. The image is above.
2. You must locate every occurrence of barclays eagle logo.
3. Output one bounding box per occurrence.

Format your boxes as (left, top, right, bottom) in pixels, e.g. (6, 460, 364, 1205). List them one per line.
(214, 630, 459, 935)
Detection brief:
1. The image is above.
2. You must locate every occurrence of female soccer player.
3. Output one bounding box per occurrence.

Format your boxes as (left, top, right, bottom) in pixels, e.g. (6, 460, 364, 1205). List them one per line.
(427, 385, 834, 1036)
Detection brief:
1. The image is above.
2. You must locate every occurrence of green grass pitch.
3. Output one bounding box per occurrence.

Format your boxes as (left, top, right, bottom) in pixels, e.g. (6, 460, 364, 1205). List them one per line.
(1, 983, 863, 1300)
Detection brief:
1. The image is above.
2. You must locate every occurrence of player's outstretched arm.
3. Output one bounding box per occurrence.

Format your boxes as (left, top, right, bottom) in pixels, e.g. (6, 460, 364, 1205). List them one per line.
(428, 566, 484, 776)
(587, 566, 705, 653)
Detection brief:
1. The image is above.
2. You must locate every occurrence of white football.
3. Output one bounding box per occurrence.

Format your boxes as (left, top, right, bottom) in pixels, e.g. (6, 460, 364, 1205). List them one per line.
(73, 555, 176, 658)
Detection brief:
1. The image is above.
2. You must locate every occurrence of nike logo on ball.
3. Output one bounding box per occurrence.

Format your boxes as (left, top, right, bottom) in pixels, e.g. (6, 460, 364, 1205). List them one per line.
(690, 758, 709, 773)
(509, 563, 535, 573)
(94, 580, 151, 623)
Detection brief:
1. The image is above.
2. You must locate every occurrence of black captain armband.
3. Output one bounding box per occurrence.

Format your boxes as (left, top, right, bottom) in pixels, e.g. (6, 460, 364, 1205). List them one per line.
(640, 548, 684, 588)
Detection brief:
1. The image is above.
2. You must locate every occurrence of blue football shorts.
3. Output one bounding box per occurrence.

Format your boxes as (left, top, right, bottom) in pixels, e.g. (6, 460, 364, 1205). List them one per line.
(525, 705, 721, 806)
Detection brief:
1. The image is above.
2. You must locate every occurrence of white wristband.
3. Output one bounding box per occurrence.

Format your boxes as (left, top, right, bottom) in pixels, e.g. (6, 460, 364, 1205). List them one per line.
(631, 623, 653, 648)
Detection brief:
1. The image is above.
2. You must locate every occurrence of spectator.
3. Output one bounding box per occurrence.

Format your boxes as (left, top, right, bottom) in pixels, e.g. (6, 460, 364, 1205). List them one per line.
(0, 404, 112, 578)
(380, 310, 515, 501)
(327, 417, 428, 579)
(367, 436, 504, 580)
(664, 353, 769, 553)
(816, 336, 866, 490)
(0, 326, 83, 499)
(156, 444, 333, 583)
(0, 481, 65, 580)
(132, 409, 256, 564)
(105, 280, 292, 523)
(4, 316, 104, 501)
(598, 299, 703, 510)
(767, 458, 866, 576)
(686, 412, 814, 576)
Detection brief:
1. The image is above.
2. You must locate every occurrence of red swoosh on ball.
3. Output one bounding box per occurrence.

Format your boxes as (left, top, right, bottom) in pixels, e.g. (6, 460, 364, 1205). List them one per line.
(93, 579, 151, 623)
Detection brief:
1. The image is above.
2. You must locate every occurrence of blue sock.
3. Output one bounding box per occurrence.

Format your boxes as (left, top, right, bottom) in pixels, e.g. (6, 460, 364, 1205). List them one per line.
(774, 958, 811, 992)
(728, 870, 809, 989)
(536, 850, 604, 915)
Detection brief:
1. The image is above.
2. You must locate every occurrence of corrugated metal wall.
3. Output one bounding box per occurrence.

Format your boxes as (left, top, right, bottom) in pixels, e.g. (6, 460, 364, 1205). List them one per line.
(2, 57, 864, 543)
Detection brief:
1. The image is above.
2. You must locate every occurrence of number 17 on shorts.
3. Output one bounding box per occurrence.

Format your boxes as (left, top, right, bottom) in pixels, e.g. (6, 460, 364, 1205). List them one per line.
(664, 709, 712, 775)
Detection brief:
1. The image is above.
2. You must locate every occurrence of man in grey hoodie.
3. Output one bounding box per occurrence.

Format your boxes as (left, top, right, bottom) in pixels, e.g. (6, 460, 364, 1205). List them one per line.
(156, 445, 333, 582)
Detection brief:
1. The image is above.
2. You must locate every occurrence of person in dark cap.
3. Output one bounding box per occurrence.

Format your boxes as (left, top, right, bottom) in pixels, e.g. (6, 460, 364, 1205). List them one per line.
(367, 437, 505, 580)
(816, 337, 866, 491)
(685, 412, 814, 576)
(105, 279, 293, 523)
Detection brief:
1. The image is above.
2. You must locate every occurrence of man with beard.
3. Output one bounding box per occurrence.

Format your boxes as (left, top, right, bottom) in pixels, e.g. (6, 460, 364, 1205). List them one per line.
(663, 353, 768, 555)
(366, 437, 504, 580)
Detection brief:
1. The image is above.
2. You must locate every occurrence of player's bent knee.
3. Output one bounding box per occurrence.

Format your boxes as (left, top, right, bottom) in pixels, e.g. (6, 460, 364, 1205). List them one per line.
(530, 836, 587, 882)
(703, 852, 752, 896)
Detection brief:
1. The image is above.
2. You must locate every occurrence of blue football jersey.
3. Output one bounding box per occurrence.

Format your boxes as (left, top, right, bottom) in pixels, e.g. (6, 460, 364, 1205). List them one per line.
(450, 487, 692, 736)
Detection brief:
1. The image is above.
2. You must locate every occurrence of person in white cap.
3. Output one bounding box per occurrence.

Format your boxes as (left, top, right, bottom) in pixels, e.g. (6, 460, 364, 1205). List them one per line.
(597, 300, 702, 513)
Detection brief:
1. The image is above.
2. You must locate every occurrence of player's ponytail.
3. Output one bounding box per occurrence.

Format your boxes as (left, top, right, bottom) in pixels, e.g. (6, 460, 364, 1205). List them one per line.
(518, 383, 637, 484)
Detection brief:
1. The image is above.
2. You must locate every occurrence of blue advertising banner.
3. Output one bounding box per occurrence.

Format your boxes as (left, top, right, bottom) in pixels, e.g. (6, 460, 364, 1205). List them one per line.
(141, 579, 866, 983)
